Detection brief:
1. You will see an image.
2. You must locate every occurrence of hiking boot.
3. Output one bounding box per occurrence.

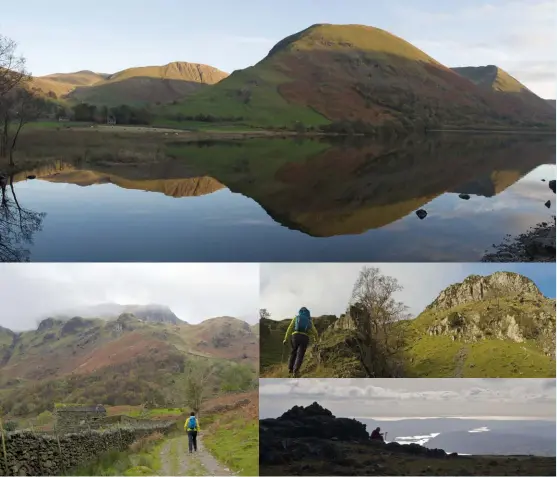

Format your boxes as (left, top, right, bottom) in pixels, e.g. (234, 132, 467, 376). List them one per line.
(293, 371, 300, 378)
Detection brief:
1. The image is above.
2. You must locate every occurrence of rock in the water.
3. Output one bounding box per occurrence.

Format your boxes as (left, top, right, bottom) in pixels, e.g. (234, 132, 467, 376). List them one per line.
(458, 194, 470, 200)
(416, 209, 427, 219)
(27, 175, 36, 180)
(542, 179, 546, 182)
(549, 180, 555, 193)
(545, 200, 551, 208)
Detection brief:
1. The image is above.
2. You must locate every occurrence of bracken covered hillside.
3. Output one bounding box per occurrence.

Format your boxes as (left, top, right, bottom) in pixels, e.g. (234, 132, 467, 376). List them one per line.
(0, 309, 258, 416)
(163, 24, 555, 129)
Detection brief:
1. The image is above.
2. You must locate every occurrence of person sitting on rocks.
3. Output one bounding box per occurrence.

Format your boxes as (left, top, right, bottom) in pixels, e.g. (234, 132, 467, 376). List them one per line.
(370, 427, 384, 442)
(283, 307, 319, 377)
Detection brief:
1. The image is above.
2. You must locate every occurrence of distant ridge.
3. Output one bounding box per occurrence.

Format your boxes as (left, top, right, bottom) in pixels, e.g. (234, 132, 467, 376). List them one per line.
(30, 61, 228, 105)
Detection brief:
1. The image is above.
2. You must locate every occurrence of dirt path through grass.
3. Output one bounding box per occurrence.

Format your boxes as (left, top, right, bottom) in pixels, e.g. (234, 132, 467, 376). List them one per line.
(157, 433, 234, 476)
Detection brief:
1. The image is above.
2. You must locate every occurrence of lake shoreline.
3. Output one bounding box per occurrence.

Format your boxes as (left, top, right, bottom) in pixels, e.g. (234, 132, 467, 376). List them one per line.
(482, 217, 556, 262)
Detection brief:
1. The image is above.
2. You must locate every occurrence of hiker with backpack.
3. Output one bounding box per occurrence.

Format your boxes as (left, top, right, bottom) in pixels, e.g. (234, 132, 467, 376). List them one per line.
(283, 307, 319, 377)
(184, 412, 200, 453)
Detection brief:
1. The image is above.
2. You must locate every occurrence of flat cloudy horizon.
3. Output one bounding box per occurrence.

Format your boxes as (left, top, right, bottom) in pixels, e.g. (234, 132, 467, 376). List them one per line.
(260, 263, 556, 319)
(0, 263, 259, 330)
(260, 379, 556, 420)
(2, 1, 555, 98)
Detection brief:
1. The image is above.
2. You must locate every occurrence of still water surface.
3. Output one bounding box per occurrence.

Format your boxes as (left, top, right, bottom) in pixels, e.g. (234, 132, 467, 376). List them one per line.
(2, 134, 554, 262)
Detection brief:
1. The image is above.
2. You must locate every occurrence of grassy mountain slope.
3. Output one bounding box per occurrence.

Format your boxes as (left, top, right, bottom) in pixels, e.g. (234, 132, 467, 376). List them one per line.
(106, 62, 228, 84)
(260, 272, 555, 378)
(29, 71, 107, 98)
(162, 23, 554, 129)
(452, 65, 553, 116)
(0, 312, 258, 417)
(68, 61, 228, 106)
(42, 70, 108, 86)
(29, 62, 228, 106)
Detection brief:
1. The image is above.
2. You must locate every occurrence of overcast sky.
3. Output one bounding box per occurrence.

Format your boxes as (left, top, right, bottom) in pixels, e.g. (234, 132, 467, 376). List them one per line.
(0, 263, 259, 330)
(1, 0, 555, 98)
(260, 378, 556, 420)
(260, 263, 555, 319)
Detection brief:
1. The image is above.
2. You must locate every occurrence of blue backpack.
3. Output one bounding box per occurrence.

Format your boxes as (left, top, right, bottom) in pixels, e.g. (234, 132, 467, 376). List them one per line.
(294, 308, 311, 333)
(187, 416, 197, 430)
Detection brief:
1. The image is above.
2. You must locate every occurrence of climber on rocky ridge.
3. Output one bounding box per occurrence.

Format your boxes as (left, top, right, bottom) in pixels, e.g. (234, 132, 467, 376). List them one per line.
(283, 307, 319, 377)
(370, 426, 385, 442)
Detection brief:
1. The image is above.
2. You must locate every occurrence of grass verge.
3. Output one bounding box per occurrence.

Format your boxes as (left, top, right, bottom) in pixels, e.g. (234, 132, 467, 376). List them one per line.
(204, 411, 258, 476)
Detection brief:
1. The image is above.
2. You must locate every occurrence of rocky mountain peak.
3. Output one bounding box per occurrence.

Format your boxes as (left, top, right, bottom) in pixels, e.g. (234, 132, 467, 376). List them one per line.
(280, 402, 335, 420)
(260, 402, 369, 443)
(426, 272, 542, 311)
(37, 317, 63, 331)
(123, 304, 183, 325)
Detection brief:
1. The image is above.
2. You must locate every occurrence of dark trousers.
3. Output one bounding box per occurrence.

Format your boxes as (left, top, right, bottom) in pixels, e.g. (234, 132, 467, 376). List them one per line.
(187, 431, 198, 452)
(288, 333, 309, 374)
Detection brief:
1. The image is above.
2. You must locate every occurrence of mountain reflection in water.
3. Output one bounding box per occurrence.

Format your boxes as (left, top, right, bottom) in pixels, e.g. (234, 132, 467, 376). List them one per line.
(4, 133, 555, 262)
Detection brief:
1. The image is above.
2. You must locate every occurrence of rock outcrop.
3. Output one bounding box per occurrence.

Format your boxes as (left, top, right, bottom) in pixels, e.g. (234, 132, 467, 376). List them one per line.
(261, 402, 369, 443)
(37, 318, 64, 332)
(259, 403, 463, 475)
(421, 272, 555, 358)
(426, 272, 542, 311)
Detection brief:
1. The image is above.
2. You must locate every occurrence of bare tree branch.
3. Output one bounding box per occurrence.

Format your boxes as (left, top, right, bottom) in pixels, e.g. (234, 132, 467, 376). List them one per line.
(0, 34, 29, 98)
(348, 266, 410, 377)
(181, 359, 215, 416)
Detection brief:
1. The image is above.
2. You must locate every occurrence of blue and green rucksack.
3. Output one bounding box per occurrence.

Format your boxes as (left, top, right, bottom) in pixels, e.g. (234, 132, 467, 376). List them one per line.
(187, 416, 197, 430)
(294, 307, 311, 333)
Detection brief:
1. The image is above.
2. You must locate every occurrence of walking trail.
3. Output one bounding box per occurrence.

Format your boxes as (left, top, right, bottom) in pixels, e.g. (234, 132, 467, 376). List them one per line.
(158, 433, 235, 476)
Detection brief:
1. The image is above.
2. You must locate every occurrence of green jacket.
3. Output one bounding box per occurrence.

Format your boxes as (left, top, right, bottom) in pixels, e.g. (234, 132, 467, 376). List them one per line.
(284, 317, 319, 343)
(184, 416, 200, 432)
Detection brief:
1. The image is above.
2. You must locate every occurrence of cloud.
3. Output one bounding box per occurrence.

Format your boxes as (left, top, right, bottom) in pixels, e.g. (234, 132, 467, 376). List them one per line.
(0, 263, 259, 330)
(259, 378, 556, 419)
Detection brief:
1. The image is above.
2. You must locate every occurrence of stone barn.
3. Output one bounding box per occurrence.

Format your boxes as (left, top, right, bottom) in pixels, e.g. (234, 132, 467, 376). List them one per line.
(55, 404, 107, 432)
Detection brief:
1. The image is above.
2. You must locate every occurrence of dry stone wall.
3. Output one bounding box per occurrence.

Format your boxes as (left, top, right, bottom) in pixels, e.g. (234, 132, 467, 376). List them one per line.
(0, 421, 175, 476)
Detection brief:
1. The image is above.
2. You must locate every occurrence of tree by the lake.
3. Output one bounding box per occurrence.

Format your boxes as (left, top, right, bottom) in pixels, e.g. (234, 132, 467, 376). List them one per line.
(0, 34, 46, 166)
(0, 34, 28, 98)
(0, 89, 45, 166)
(0, 177, 46, 261)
